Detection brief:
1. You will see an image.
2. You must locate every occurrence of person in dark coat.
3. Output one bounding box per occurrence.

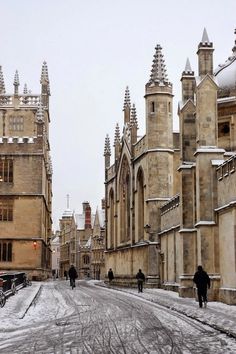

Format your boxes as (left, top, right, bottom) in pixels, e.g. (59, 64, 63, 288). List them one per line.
(68, 265, 78, 289)
(64, 270, 68, 280)
(136, 269, 145, 293)
(108, 268, 114, 283)
(193, 265, 210, 308)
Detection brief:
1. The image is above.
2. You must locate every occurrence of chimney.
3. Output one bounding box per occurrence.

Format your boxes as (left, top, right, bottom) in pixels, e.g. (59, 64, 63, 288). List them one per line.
(84, 202, 91, 229)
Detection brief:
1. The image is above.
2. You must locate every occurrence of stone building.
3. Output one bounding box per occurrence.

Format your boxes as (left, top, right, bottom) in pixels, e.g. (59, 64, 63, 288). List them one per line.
(104, 29, 236, 304)
(91, 200, 105, 280)
(59, 207, 77, 277)
(51, 231, 60, 278)
(59, 201, 95, 279)
(75, 201, 95, 279)
(0, 63, 52, 280)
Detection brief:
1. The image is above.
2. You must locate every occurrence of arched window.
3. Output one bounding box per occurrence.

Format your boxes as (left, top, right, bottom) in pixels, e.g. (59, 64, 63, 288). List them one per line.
(109, 189, 114, 248)
(137, 168, 144, 241)
(119, 156, 131, 243)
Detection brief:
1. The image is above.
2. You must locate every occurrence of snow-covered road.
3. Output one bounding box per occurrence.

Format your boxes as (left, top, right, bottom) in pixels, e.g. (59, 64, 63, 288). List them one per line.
(0, 280, 236, 353)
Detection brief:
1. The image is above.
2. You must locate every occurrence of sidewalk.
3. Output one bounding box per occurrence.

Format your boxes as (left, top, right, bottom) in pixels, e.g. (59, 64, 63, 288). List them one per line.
(98, 282, 236, 339)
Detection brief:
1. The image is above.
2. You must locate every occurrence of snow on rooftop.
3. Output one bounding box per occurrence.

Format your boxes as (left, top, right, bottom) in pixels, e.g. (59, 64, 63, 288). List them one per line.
(215, 55, 236, 90)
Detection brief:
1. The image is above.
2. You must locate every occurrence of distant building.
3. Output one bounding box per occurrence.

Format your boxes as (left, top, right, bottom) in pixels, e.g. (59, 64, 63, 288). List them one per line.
(0, 63, 52, 280)
(104, 29, 236, 304)
(91, 200, 105, 280)
(59, 201, 95, 279)
(75, 202, 95, 279)
(51, 232, 60, 278)
(59, 207, 76, 277)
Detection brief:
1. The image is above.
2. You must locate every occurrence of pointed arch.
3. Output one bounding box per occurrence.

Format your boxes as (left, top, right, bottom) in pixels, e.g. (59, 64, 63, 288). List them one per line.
(137, 167, 145, 241)
(108, 188, 115, 248)
(119, 155, 131, 243)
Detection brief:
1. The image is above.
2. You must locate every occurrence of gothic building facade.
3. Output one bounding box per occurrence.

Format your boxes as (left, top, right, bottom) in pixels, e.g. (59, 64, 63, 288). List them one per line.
(104, 29, 236, 304)
(0, 63, 52, 280)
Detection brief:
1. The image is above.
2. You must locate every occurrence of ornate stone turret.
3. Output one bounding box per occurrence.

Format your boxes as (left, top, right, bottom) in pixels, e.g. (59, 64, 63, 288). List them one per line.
(104, 134, 111, 178)
(145, 44, 173, 150)
(13, 70, 20, 95)
(181, 58, 195, 102)
(40, 61, 50, 107)
(0, 66, 5, 94)
(130, 103, 138, 144)
(197, 28, 214, 77)
(148, 44, 171, 86)
(123, 86, 131, 124)
(114, 123, 120, 160)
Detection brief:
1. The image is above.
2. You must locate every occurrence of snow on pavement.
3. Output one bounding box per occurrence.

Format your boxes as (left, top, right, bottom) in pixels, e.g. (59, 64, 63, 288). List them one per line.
(1, 280, 236, 340)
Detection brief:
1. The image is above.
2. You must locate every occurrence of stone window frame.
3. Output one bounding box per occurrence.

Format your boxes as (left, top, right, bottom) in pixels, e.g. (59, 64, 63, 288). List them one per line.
(83, 255, 90, 264)
(9, 115, 24, 131)
(0, 158, 13, 183)
(0, 198, 14, 221)
(0, 241, 12, 262)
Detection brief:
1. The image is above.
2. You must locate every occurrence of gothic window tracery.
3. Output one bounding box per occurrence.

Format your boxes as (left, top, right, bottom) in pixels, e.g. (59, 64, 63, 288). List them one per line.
(137, 168, 144, 241)
(119, 156, 131, 243)
(109, 189, 114, 248)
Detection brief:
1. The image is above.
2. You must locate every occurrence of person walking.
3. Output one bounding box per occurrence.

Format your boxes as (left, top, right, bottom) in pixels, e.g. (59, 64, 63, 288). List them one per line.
(68, 265, 78, 289)
(108, 268, 114, 283)
(64, 270, 68, 280)
(193, 265, 210, 308)
(136, 269, 145, 293)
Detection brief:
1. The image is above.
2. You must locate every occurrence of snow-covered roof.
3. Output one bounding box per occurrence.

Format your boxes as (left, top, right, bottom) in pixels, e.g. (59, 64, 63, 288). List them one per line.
(214, 55, 236, 90)
(75, 213, 95, 230)
(62, 208, 73, 218)
(214, 30, 236, 90)
(98, 209, 105, 228)
(85, 236, 91, 247)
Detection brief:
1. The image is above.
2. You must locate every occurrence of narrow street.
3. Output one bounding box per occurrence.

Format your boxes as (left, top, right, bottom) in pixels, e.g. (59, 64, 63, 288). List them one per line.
(0, 281, 236, 353)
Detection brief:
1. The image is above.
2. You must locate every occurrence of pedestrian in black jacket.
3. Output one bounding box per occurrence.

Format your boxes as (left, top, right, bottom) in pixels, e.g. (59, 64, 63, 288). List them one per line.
(68, 265, 78, 289)
(136, 269, 145, 293)
(108, 268, 114, 283)
(193, 265, 210, 308)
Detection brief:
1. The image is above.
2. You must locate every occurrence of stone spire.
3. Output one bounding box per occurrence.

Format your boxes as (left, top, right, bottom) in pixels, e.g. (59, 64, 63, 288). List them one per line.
(40, 61, 50, 107)
(181, 58, 195, 102)
(40, 61, 49, 85)
(148, 44, 171, 86)
(104, 134, 111, 156)
(0, 66, 5, 94)
(23, 83, 28, 94)
(114, 123, 120, 160)
(130, 103, 138, 128)
(184, 58, 194, 75)
(201, 27, 210, 44)
(130, 103, 138, 144)
(104, 134, 111, 175)
(114, 123, 120, 146)
(197, 28, 214, 77)
(123, 86, 131, 124)
(123, 86, 131, 109)
(36, 100, 44, 122)
(13, 70, 20, 95)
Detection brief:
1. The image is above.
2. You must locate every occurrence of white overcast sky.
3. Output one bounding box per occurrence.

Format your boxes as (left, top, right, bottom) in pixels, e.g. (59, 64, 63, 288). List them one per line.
(0, 0, 235, 229)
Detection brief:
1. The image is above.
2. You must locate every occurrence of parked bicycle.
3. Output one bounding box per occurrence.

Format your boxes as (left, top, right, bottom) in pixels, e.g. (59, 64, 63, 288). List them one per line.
(0, 290, 6, 307)
(0, 278, 6, 308)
